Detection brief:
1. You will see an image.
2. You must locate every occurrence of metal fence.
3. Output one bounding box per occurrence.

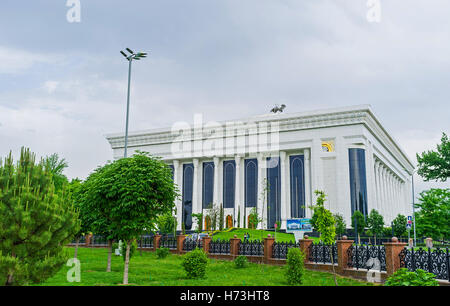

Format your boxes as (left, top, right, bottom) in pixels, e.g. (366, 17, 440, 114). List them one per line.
(309, 242, 338, 265)
(399, 247, 450, 281)
(90, 235, 109, 246)
(209, 240, 231, 255)
(272, 241, 299, 259)
(183, 238, 203, 252)
(159, 236, 177, 249)
(138, 235, 154, 249)
(347, 244, 386, 271)
(238, 240, 264, 256)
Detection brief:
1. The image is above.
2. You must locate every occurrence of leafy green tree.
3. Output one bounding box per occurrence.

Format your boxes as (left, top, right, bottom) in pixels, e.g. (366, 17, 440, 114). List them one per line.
(333, 213, 346, 238)
(157, 213, 176, 236)
(75, 165, 118, 272)
(367, 209, 384, 244)
(416, 133, 450, 182)
(285, 248, 305, 285)
(310, 190, 337, 285)
(248, 207, 262, 229)
(392, 214, 407, 238)
(82, 152, 178, 284)
(415, 188, 450, 240)
(351, 211, 366, 243)
(69, 178, 93, 259)
(44, 153, 69, 192)
(0, 148, 79, 285)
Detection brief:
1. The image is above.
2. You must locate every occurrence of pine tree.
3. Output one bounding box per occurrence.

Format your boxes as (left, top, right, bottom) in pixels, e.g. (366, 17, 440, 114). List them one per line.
(0, 148, 79, 285)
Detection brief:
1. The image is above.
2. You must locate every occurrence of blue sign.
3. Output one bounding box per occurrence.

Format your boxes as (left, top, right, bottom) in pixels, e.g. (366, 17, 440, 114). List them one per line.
(286, 218, 312, 232)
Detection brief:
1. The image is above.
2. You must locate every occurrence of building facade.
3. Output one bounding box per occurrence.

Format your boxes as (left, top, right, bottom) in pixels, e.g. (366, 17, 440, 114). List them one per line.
(105, 105, 415, 231)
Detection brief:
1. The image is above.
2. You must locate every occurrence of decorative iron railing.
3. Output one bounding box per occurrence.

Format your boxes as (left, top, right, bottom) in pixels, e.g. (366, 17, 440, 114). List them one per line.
(308, 242, 338, 265)
(272, 241, 299, 259)
(238, 240, 264, 256)
(209, 240, 231, 255)
(159, 236, 177, 249)
(347, 244, 386, 271)
(90, 235, 109, 246)
(399, 247, 450, 281)
(139, 235, 154, 249)
(183, 238, 203, 252)
(70, 235, 86, 245)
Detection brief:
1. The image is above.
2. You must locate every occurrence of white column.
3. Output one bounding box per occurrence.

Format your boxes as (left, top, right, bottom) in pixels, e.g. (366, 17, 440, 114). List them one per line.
(173, 160, 182, 231)
(304, 149, 312, 218)
(374, 161, 380, 212)
(257, 153, 266, 229)
(381, 167, 388, 222)
(335, 136, 351, 224)
(280, 151, 287, 229)
(192, 159, 199, 229)
(365, 142, 375, 214)
(235, 155, 242, 227)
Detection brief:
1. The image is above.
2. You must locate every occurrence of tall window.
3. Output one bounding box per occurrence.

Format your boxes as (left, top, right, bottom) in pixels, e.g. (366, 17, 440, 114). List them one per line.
(349, 149, 368, 216)
(223, 160, 236, 209)
(202, 162, 214, 209)
(266, 157, 281, 229)
(182, 164, 194, 230)
(290, 155, 305, 218)
(244, 159, 258, 207)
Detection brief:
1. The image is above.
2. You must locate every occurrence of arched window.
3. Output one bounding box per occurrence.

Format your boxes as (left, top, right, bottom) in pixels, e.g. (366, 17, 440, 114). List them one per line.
(245, 159, 258, 207)
(202, 162, 214, 209)
(290, 155, 305, 218)
(182, 164, 194, 230)
(226, 215, 233, 228)
(349, 149, 368, 217)
(204, 216, 212, 231)
(223, 161, 236, 209)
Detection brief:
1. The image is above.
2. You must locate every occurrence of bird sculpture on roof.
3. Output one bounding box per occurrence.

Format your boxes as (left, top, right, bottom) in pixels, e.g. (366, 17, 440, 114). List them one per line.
(270, 104, 286, 114)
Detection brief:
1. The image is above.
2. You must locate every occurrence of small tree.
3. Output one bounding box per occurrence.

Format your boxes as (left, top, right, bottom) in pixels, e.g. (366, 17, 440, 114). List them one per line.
(392, 214, 407, 238)
(285, 248, 305, 285)
(0, 148, 79, 285)
(333, 213, 346, 239)
(416, 132, 450, 182)
(248, 207, 262, 229)
(367, 209, 384, 245)
(219, 204, 224, 231)
(83, 152, 178, 284)
(351, 211, 366, 244)
(310, 190, 338, 286)
(415, 188, 450, 240)
(157, 213, 176, 236)
(192, 213, 203, 233)
(182, 248, 208, 279)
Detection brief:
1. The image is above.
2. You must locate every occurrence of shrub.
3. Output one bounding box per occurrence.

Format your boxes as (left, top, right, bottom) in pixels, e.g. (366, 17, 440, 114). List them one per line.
(120, 240, 137, 262)
(182, 248, 209, 279)
(234, 255, 248, 269)
(285, 248, 305, 285)
(156, 247, 170, 259)
(385, 268, 439, 286)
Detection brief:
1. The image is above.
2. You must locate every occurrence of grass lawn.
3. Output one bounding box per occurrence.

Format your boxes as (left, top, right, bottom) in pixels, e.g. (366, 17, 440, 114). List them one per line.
(211, 228, 321, 243)
(36, 247, 372, 286)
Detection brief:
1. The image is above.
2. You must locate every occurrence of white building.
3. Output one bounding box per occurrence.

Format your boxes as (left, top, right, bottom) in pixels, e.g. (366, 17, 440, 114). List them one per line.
(105, 105, 414, 231)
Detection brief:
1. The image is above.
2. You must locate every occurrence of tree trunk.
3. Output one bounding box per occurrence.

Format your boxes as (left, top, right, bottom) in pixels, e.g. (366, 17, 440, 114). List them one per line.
(5, 252, 15, 286)
(330, 249, 338, 286)
(74, 237, 80, 259)
(106, 239, 113, 272)
(123, 240, 131, 285)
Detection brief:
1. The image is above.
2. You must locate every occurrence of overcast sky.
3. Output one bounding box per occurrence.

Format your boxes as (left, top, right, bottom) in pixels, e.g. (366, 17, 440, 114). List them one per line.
(0, 0, 448, 199)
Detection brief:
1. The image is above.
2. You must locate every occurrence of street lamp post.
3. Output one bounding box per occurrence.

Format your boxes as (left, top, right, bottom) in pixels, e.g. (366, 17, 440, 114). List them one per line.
(411, 171, 417, 247)
(120, 48, 147, 158)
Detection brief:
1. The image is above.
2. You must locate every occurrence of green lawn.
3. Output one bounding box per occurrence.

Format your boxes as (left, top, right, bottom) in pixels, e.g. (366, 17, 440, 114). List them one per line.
(36, 247, 372, 286)
(211, 228, 320, 243)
